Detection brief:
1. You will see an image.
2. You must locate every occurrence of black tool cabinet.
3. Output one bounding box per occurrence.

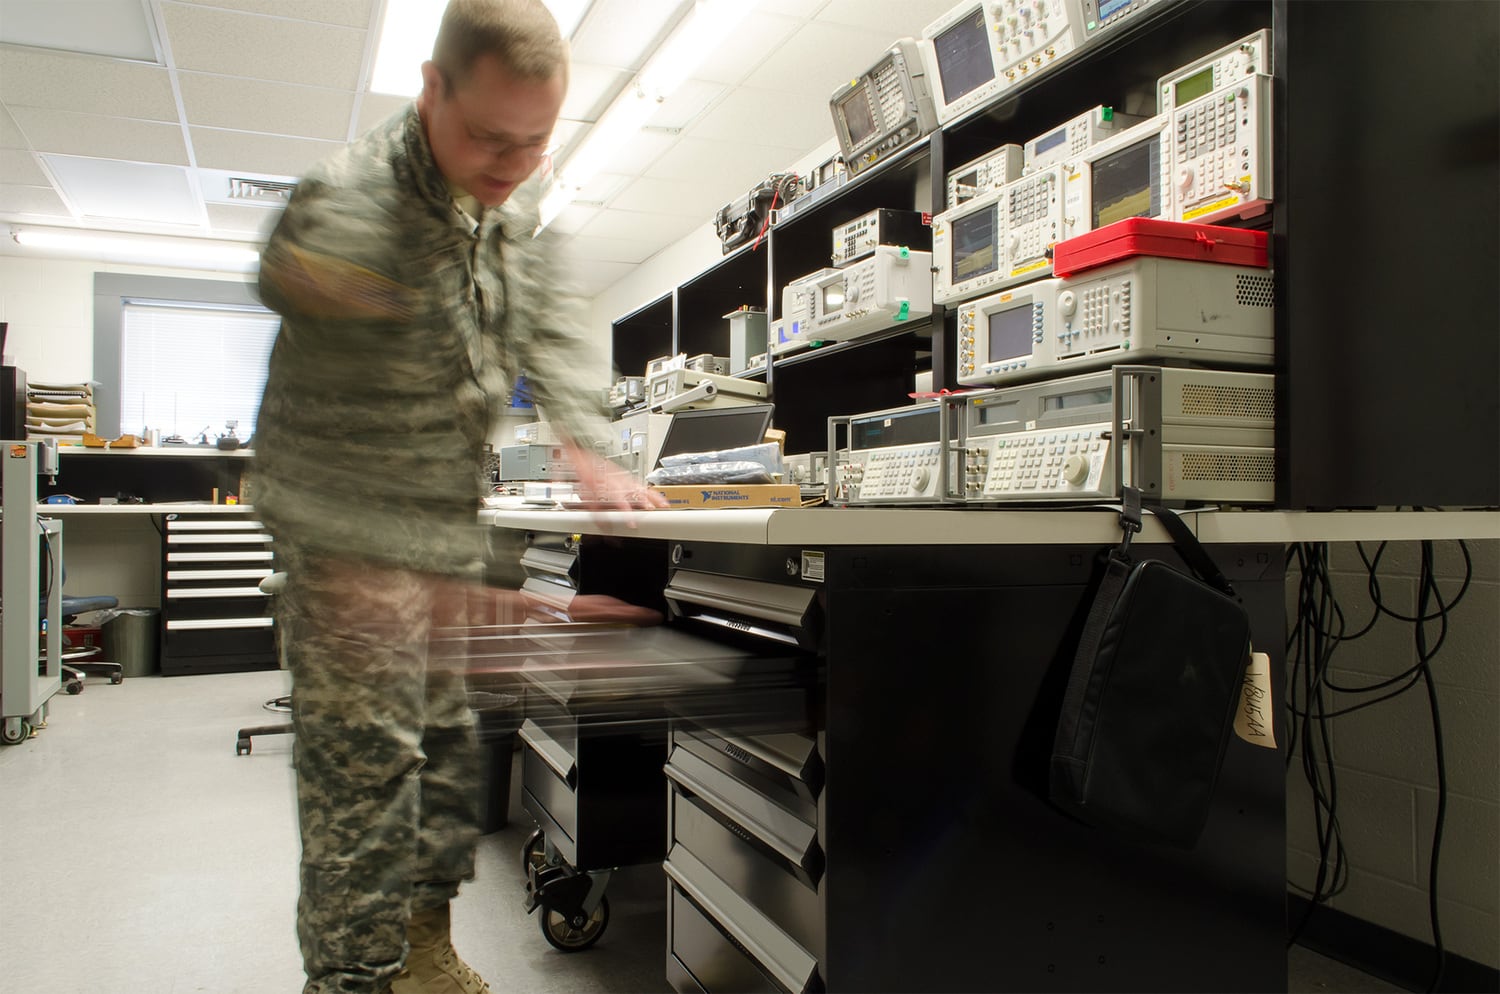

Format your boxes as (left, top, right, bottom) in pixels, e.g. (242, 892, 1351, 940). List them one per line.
(660, 535, 1287, 994)
(159, 511, 276, 675)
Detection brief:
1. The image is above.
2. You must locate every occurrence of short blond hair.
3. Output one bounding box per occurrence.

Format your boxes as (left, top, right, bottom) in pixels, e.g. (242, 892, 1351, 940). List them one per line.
(432, 0, 568, 88)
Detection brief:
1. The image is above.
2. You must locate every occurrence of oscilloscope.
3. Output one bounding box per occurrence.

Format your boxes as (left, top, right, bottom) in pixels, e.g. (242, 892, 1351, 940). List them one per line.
(831, 39, 939, 177)
(923, 0, 1082, 125)
(1160, 31, 1273, 223)
(1060, 114, 1171, 235)
(954, 254, 1275, 387)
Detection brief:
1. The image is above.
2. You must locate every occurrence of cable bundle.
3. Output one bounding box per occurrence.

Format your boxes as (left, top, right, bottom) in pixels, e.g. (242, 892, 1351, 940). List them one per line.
(1285, 529, 1474, 992)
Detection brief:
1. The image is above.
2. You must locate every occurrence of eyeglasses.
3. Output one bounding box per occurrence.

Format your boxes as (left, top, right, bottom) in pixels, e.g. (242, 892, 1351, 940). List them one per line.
(465, 125, 552, 162)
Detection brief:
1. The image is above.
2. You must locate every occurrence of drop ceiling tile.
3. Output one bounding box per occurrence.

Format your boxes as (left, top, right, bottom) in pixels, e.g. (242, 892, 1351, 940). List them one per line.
(758, 0, 829, 17)
(10, 107, 189, 165)
(190, 128, 342, 176)
(0, 149, 49, 186)
(0, 45, 178, 120)
(611, 175, 710, 217)
(815, 0, 963, 37)
(0, 106, 28, 149)
(163, 0, 374, 29)
(42, 155, 201, 225)
(163, 3, 366, 89)
(597, 128, 682, 179)
(686, 86, 833, 154)
(206, 201, 284, 238)
(559, 233, 655, 265)
(546, 204, 601, 236)
(356, 93, 412, 136)
(686, 14, 803, 86)
(561, 64, 631, 124)
(0, 183, 70, 217)
(571, 259, 639, 298)
(741, 20, 901, 98)
(578, 207, 700, 244)
(571, 0, 687, 71)
(179, 74, 354, 140)
(645, 135, 800, 183)
(0, 0, 159, 61)
(646, 80, 726, 131)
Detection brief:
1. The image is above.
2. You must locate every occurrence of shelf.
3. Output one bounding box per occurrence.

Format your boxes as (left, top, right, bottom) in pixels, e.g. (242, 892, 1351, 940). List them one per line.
(57, 445, 254, 457)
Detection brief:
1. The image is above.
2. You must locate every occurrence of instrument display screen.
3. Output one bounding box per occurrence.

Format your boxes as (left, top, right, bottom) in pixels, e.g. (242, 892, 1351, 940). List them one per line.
(1092, 134, 1161, 228)
(851, 406, 940, 450)
(840, 88, 878, 146)
(932, 8, 994, 103)
(952, 205, 999, 281)
(987, 304, 1034, 364)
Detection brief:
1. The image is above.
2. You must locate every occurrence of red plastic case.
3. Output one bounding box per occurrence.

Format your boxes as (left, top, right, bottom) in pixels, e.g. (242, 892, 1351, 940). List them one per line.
(1052, 218, 1269, 278)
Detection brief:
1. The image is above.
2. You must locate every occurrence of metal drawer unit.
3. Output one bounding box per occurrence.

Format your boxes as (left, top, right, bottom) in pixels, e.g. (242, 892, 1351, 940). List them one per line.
(159, 513, 276, 675)
(659, 538, 1288, 993)
(661, 546, 826, 994)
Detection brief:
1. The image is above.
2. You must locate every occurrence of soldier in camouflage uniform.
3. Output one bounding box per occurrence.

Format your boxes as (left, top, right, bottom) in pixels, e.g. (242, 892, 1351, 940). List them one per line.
(252, 2, 658, 991)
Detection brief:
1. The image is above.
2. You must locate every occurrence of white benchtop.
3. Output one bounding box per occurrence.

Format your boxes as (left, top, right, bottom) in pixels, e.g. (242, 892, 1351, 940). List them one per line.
(480, 505, 1500, 547)
(36, 503, 255, 515)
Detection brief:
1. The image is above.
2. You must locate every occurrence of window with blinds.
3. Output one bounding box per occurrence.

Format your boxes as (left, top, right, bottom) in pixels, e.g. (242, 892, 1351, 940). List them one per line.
(119, 299, 279, 441)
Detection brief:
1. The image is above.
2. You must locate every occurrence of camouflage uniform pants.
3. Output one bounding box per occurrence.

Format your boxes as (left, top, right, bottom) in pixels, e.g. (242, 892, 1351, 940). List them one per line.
(276, 546, 482, 993)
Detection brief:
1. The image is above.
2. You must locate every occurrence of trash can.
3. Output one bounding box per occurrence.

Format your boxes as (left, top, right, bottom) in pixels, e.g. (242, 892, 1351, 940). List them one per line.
(102, 608, 160, 678)
(469, 689, 520, 834)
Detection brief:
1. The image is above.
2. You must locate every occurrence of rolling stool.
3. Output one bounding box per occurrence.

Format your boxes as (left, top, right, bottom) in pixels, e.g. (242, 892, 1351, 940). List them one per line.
(235, 572, 291, 755)
(48, 593, 124, 694)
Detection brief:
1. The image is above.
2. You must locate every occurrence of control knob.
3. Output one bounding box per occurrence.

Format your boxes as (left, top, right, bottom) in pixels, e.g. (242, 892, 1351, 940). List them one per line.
(1062, 454, 1089, 486)
(1057, 289, 1076, 317)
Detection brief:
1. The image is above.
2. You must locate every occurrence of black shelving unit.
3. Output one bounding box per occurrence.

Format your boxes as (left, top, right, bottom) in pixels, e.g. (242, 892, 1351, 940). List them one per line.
(609, 294, 673, 382)
(609, 0, 1499, 509)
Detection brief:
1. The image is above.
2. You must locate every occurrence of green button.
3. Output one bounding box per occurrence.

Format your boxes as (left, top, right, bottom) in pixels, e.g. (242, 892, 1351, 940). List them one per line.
(899, 246, 910, 259)
(897, 301, 910, 320)
(1102, 106, 1114, 121)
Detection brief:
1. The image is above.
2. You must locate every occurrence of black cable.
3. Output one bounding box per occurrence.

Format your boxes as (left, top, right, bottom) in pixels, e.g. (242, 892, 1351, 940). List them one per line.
(1283, 533, 1470, 989)
(1416, 540, 1448, 993)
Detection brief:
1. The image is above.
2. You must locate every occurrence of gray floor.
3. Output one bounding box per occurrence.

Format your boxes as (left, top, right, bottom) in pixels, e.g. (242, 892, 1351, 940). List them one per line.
(0, 670, 1404, 994)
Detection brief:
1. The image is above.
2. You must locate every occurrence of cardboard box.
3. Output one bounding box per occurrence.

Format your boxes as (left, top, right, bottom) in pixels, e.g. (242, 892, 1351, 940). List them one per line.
(650, 484, 801, 508)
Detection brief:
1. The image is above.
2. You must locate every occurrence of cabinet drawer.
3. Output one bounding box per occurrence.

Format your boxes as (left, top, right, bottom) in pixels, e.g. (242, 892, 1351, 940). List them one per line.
(671, 785, 822, 957)
(666, 845, 819, 994)
(671, 724, 820, 822)
(520, 722, 577, 845)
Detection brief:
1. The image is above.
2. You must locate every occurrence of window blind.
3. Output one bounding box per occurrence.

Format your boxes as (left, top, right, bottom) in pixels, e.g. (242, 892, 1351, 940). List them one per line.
(120, 299, 279, 440)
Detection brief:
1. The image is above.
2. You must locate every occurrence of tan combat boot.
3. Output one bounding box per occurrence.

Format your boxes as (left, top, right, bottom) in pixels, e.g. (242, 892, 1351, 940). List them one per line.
(389, 904, 491, 994)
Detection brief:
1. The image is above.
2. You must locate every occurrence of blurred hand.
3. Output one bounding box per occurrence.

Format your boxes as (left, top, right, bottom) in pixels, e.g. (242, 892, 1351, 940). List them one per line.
(562, 594, 664, 627)
(564, 444, 669, 513)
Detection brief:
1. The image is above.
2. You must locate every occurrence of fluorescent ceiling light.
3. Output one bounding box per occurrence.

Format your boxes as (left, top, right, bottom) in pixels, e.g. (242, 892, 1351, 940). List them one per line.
(540, 0, 762, 230)
(0, 0, 158, 62)
(370, 0, 593, 96)
(12, 228, 261, 271)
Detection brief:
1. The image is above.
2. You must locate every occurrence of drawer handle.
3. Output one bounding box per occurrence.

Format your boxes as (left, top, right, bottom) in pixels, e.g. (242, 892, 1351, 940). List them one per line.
(665, 847, 817, 994)
(666, 756, 818, 875)
(519, 719, 577, 788)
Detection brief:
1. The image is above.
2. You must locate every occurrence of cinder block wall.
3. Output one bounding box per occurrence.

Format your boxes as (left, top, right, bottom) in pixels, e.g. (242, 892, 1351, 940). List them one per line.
(1285, 539, 1499, 968)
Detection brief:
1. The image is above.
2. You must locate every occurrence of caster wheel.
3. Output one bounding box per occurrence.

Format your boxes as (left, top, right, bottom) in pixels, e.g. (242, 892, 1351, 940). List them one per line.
(65, 680, 84, 695)
(110, 674, 123, 685)
(541, 894, 608, 952)
(236, 737, 251, 756)
(521, 828, 547, 876)
(1, 719, 33, 745)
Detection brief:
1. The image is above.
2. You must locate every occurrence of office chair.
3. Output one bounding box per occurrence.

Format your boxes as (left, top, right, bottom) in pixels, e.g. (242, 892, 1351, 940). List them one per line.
(235, 571, 290, 755)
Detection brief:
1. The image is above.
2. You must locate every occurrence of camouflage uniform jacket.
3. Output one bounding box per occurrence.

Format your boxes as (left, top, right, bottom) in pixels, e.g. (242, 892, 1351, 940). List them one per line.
(252, 105, 603, 578)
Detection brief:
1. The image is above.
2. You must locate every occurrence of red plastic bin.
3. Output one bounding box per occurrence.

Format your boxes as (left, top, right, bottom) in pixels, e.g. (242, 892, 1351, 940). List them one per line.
(1052, 218, 1269, 278)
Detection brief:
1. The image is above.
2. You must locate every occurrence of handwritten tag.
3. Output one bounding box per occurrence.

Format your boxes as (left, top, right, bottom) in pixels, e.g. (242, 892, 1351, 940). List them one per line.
(1234, 651, 1277, 749)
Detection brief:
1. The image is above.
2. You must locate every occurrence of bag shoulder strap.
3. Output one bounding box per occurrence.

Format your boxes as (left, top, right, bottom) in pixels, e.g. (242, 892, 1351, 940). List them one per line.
(1119, 486, 1235, 597)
